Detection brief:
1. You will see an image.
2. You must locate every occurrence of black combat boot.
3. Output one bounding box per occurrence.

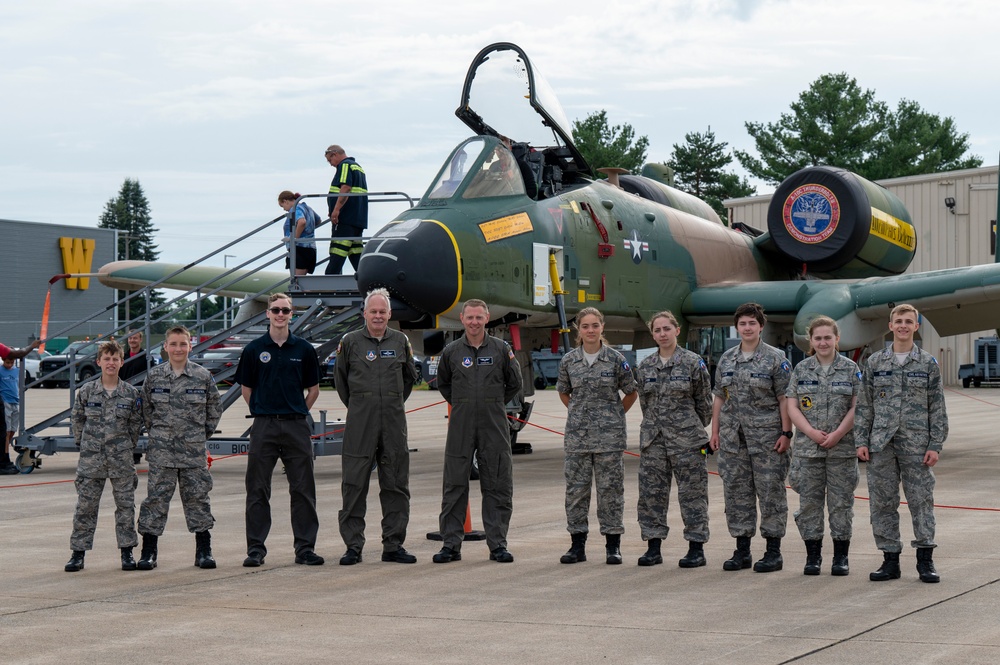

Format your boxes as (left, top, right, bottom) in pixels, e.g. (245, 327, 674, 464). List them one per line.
(121, 547, 137, 571)
(637, 538, 662, 566)
(754, 537, 783, 572)
(916, 547, 940, 583)
(605, 534, 622, 565)
(560, 532, 587, 564)
(803, 539, 822, 576)
(678, 541, 706, 568)
(869, 551, 901, 581)
(723, 536, 752, 571)
(64, 551, 85, 573)
(831, 540, 850, 576)
(137, 533, 158, 570)
(195, 531, 217, 569)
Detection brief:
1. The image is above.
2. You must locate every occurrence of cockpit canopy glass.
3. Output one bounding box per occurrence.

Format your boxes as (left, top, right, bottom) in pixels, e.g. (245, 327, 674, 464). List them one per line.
(426, 138, 525, 200)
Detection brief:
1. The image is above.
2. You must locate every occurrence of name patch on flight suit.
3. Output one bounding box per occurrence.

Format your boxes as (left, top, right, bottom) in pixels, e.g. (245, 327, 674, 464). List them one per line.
(600, 371, 614, 377)
(380, 350, 396, 358)
(150, 388, 170, 395)
(644, 377, 657, 383)
(185, 389, 206, 395)
(477, 357, 493, 366)
(906, 371, 928, 379)
(831, 381, 852, 388)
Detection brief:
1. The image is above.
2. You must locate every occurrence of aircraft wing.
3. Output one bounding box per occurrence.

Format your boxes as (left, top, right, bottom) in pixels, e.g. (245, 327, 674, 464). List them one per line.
(97, 261, 289, 301)
(682, 263, 1000, 349)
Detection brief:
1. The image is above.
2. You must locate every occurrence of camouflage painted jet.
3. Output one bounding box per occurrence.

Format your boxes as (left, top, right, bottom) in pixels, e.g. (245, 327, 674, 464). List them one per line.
(355, 42, 1000, 354)
(98, 42, 999, 357)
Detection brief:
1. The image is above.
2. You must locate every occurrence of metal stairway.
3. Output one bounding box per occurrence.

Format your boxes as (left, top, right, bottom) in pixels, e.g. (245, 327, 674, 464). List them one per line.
(12, 192, 413, 472)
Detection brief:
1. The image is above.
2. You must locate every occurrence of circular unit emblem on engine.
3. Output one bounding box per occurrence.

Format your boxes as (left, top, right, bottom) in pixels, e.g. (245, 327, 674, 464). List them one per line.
(782, 184, 840, 244)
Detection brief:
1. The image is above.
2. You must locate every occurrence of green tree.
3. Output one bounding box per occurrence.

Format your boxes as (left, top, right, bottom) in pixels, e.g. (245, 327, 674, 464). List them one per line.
(669, 128, 755, 219)
(572, 110, 650, 176)
(98, 178, 164, 323)
(735, 73, 981, 184)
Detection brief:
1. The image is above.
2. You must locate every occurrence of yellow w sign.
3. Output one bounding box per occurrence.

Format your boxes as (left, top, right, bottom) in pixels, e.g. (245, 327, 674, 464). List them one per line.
(59, 237, 96, 289)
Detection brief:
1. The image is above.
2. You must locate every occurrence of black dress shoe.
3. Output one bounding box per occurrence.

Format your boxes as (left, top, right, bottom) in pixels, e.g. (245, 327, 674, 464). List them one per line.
(242, 551, 265, 568)
(381, 547, 417, 563)
(339, 549, 363, 565)
(432, 547, 461, 563)
(295, 550, 325, 566)
(489, 547, 514, 563)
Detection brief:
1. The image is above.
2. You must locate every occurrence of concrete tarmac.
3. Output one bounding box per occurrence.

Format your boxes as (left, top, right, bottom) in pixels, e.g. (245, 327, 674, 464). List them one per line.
(2, 385, 999, 664)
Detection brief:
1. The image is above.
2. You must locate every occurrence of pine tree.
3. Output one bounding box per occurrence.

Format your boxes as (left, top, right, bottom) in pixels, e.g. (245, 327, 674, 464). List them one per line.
(669, 128, 755, 220)
(572, 110, 650, 175)
(98, 178, 165, 323)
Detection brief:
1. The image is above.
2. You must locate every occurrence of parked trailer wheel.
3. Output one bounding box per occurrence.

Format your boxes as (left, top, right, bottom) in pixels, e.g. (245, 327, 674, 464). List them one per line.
(962, 377, 972, 388)
(974, 378, 982, 388)
(14, 449, 38, 474)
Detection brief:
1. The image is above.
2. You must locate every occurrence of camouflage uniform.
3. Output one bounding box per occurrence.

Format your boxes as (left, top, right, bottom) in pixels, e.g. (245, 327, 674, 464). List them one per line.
(70, 379, 142, 551)
(556, 345, 637, 535)
(854, 346, 948, 552)
(786, 355, 861, 541)
(138, 361, 222, 535)
(437, 333, 522, 553)
(713, 342, 791, 539)
(335, 326, 417, 554)
(635, 348, 712, 543)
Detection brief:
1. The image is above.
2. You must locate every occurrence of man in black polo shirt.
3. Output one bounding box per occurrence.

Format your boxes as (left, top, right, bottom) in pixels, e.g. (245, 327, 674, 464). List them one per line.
(235, 293, 323, 567)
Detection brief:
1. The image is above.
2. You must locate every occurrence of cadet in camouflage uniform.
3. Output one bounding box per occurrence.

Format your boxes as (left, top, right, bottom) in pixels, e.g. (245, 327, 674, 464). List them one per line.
(709, 302, 792, 573)
(635, 311, 712, 569)
(855, 304, 948, 583)
(556, 307, 638, 565)
(432, 299, 522, 564)
(137, 326, 222, 570)
(335, 288, 418, 565)
(785, 316, 860, 576)
(65, 340, 142, 572)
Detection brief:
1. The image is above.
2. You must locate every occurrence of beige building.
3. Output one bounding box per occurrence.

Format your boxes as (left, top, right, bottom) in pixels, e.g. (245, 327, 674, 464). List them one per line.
(725, 165, 999, 385)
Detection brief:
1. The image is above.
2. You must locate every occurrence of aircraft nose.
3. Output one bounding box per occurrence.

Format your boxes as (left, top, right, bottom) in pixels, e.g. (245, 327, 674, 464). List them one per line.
(357, 219, 460, 318)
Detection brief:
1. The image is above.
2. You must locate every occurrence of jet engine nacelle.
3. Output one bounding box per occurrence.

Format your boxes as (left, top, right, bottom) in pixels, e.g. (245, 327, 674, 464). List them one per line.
(766, 166, 917, 279)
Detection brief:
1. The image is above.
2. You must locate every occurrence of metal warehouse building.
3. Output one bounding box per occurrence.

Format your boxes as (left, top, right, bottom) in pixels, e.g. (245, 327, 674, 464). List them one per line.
(725, 165, 999, 385)
(1, 219, 117, 347)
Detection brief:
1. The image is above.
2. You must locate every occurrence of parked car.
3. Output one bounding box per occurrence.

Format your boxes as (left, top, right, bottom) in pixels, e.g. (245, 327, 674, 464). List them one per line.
(190, 347, 243, 381)
(39, 341, 101, 388)
(22, 349, 51, 383)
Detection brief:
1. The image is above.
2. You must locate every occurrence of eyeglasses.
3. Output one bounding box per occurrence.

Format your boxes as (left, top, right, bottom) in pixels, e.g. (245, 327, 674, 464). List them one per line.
(269, 307, 293, 315)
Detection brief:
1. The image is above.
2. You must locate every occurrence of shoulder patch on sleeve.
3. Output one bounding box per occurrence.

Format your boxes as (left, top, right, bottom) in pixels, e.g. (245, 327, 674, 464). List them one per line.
(621, 361, 630, 371)
(780, 360, 791, 373)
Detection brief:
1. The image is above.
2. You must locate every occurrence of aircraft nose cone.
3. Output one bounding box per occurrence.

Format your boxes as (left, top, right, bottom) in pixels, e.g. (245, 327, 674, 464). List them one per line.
(357, 219, 460, 318)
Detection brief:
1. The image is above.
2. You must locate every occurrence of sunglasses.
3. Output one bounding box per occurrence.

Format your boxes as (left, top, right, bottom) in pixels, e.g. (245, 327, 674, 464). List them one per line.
(269, 307, 293, 315)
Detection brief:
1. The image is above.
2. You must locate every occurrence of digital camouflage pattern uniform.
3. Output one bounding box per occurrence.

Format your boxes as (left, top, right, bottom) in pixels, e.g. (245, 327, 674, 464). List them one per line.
(138, 361, 222, 536)
(335, 326, 417, 554)
(713, 342, 791, 539)
(70, 380, 142, 551)
(437, 333, 522, 553)
(854, 346, 948, 552)
(786, 354, 861, 541)
(557, 345, 637, 536)
(635, 347, 712, 543)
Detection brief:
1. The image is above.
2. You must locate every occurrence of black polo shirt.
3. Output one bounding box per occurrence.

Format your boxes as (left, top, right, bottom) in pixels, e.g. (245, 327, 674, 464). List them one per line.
(235, 331, 320, 416)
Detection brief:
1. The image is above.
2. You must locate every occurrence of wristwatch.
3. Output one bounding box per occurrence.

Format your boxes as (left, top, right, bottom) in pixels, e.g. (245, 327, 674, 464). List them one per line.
(781, 430, 793, 438)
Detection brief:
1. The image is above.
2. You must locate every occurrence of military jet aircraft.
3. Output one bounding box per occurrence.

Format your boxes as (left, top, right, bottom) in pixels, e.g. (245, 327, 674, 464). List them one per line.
(97, 42, 1000, 359)
(356, 41, 1000, 354)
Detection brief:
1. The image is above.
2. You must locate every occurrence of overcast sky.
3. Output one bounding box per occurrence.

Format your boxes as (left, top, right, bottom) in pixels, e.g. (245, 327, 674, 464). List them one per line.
(2, 0, 997, 268)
